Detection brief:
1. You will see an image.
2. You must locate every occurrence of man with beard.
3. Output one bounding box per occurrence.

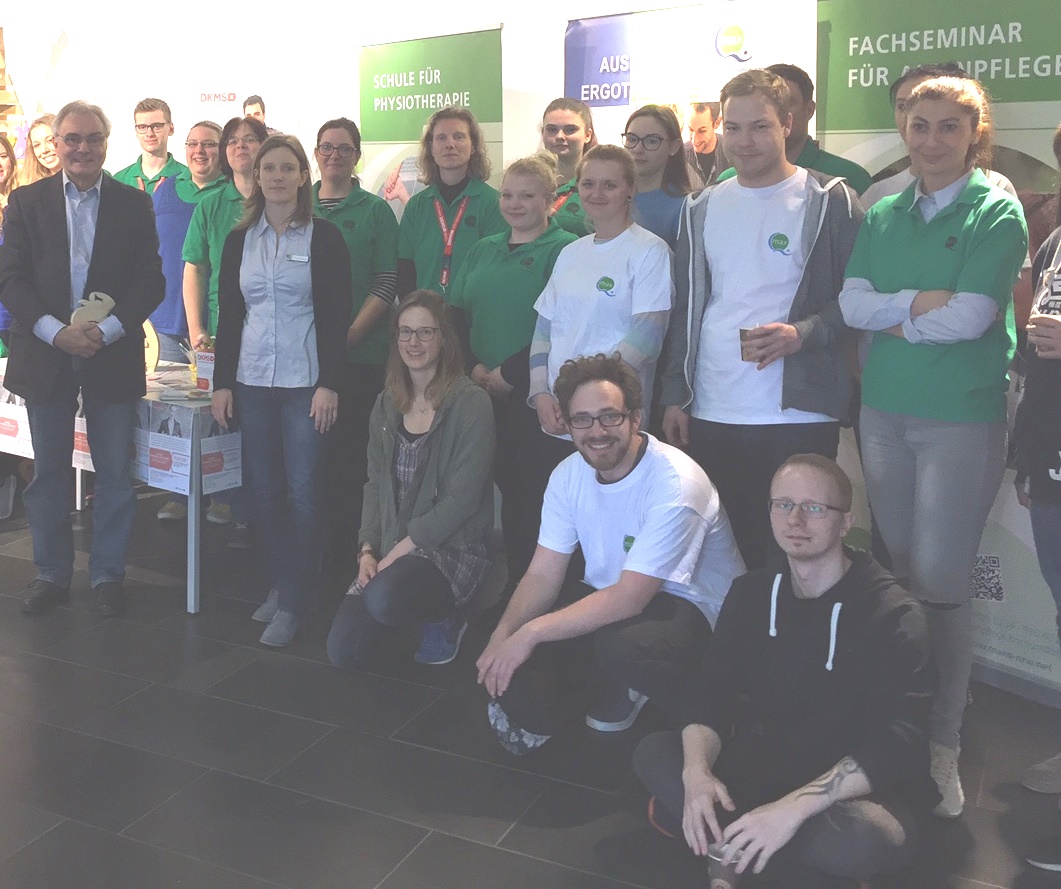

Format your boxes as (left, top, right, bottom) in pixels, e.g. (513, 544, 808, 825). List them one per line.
(477, 353, 744, 755)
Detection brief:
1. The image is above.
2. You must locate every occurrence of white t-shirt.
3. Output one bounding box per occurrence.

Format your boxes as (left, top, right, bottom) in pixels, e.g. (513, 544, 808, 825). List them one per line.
(534, 223, 673, 401)
(691, 169, 834, 425)
(538, 433, 746, 625)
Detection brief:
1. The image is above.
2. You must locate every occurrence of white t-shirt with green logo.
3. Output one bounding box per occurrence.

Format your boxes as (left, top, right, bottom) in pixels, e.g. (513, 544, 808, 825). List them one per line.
(538, 433, 745, 625)
(535, 223, 673, 402)
(691, 168, 834, 425)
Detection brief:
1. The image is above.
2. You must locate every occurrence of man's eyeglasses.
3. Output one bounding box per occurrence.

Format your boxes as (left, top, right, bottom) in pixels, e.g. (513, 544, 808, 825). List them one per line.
(768, 499, 845, 519)
(185, 140, 219, 150)
(135, 122, 169, 134)
(60, 134, 106, 147)
(317, 143, 357, 158)
(622, 133, 664, 151)
(566, 411, 629, 430)
(397, 326, 438, 342)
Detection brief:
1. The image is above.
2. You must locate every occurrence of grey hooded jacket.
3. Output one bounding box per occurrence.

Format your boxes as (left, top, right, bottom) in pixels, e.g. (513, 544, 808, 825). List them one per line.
(660, 170, 864, 424)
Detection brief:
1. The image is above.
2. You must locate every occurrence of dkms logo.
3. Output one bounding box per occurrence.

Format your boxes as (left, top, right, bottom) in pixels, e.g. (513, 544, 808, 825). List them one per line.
(715, 25, 752, 62)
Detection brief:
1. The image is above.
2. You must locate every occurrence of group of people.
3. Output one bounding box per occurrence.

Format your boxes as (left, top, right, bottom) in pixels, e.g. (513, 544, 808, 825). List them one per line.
(0, 55, 1059, 887)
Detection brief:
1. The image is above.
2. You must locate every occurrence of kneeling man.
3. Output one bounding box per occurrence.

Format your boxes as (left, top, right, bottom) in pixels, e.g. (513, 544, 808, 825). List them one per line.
(477, 353, 745, 754)
(633, 455, 938, 888)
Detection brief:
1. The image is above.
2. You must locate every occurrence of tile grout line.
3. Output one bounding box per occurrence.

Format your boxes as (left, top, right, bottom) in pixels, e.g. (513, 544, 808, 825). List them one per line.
(493, 780, 551, 847)
(371, 830, 435, 889)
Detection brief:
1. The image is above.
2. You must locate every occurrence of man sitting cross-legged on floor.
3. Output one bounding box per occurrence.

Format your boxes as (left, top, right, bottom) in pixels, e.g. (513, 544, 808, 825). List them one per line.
(633, 454, 939, 888)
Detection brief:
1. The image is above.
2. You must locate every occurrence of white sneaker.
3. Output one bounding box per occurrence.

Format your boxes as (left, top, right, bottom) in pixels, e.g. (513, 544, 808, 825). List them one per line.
(259, 609, 299, 647)
(251, 589, 279, 623)
(1024, 751, 1061, 794)
(930, 741, 964, 817)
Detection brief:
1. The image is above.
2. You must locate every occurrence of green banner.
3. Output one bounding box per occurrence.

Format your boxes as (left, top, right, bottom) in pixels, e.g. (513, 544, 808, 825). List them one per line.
(359, 29, 502, 142)
(818, 0, 1061, 132)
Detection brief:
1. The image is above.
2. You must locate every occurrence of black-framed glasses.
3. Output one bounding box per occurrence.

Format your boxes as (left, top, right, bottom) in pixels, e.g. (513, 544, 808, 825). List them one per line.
(566, 411, 629, 430)
(60, 134, 106, 147)
(185, 140, 219, 150)
(768, 499, 845, 519)
(135, 122, 168, 134)
(317, 143, 357, 158)
(225, 136, 261, 147)
(622, 133, 664, 151)
(397, 326, 438, 342)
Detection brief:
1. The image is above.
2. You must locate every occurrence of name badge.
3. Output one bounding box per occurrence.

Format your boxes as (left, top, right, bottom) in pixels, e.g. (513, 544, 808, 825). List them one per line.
(286, 253, 310, 263)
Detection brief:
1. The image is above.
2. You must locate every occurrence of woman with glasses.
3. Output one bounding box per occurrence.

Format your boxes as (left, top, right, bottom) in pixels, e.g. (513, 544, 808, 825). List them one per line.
(840, 77, 1027, 817)
(448, 154, 577, 587)
(396, 106, 505, 299)
(182, 115, 268, 533)
(211, 135, 350, 647)
(540, 97, 597, 237)
(327, 290, 495, 669)
(623, 105, 691, 248)
(18, 114, 60, 186)
(312, 117, 399, 566)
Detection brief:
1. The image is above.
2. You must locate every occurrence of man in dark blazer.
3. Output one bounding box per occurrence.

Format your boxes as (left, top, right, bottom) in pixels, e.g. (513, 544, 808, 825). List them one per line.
(0, 100, 164, 616)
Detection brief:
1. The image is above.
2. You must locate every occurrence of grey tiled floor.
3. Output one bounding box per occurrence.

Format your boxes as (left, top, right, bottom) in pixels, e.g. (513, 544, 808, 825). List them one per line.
(1, 490, 1060, 888)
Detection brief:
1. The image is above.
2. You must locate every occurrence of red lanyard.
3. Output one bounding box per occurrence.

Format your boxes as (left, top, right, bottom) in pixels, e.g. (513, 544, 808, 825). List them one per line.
(550, 192, 573, 215)
(434, 196, 470, 290)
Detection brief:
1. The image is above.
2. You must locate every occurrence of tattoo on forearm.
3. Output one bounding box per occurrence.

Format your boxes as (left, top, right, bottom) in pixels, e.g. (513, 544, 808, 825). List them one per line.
(792, 757, 862, 802)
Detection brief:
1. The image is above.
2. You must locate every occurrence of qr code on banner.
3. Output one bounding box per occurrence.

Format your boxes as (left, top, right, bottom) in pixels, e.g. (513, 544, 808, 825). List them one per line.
(972, 555, 1004, 602)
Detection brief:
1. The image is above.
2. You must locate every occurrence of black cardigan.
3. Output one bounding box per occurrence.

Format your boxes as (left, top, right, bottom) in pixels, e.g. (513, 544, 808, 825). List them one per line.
(213, 216, 351, 392)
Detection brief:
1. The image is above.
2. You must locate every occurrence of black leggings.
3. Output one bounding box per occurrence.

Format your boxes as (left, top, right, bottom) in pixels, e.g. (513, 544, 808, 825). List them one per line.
(633, 730, 919, 889)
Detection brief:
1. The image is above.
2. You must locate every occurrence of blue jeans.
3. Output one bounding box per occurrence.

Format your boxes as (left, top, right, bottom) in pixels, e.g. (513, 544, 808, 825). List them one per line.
(326, 555, 452, 669)
(1030, 500, 1061, 619)
(235, 383, 323, 614)
(25, 383, 136, 588)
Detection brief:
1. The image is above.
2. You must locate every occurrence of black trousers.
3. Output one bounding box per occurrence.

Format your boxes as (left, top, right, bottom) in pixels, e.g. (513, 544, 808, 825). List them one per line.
(633, 730, 920, 889)
(687, 419, 839, 570)
(495, 581, 712, 736)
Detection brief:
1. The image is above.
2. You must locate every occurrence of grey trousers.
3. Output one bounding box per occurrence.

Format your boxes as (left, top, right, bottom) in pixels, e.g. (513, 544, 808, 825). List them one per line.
(859, 406, 1004, 748)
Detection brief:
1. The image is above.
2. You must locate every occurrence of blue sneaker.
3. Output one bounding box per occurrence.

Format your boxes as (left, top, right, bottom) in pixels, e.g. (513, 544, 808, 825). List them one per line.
(414, 616, 467, 665)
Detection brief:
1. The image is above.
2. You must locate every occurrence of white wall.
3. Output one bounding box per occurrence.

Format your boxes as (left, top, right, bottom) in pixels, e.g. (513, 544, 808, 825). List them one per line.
(1, 0, 813, 172)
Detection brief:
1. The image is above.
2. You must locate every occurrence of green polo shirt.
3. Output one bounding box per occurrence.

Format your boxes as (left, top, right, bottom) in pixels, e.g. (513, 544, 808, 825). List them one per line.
(448, 219, 577, 369)
(847, 169, 1027, 423)
(716, 139, 872, 195)
(552, 177, 592, 237)
(398, 177, 505, 295)
(313, 180, 399, 366)
(182, 179, 246, 335)
(111, 152, 188, 194)
(174, 169, 227, 204)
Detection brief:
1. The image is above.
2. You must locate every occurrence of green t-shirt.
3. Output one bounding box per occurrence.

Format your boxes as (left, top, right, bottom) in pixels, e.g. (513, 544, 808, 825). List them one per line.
(174, 169, 226, 204)
(846, 169, 1027, 423)
(397, 178, 505, 296)
(716, 139, 872, 195)
(111, 153, 188, 194)
(313, 180, 399, 366)
(552, 178, 592, 237)
(448, 219, 577, 369)
(181, 180, 246, 336)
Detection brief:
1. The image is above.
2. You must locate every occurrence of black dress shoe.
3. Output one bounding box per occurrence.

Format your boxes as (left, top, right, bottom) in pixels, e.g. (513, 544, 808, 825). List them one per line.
(94, 582, 126, 617)
(21, 579, 71, 614)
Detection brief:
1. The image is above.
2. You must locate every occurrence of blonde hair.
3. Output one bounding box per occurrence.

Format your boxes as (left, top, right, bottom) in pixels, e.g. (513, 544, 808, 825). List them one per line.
(503, 153, 558, 196)
(18, 113, 57, 186)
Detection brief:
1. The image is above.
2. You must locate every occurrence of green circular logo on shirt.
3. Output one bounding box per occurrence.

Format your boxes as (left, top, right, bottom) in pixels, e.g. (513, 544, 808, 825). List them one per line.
(768, 232, 792, 255)
(596, 276, 616, 295)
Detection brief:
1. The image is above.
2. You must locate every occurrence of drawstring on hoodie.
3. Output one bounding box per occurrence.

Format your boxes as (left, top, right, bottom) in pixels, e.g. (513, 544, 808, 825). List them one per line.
(769, 573, 843, 670)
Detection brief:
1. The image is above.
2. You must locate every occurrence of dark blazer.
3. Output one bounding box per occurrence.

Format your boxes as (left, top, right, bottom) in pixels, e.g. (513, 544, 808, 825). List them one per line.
(0, 173, 165, 402)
